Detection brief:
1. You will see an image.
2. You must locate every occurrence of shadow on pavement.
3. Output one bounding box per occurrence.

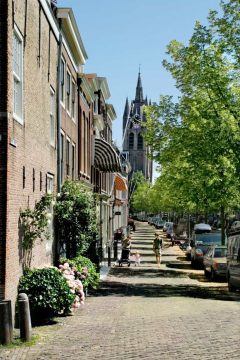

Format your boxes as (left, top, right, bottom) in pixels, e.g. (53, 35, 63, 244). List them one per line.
(189, 273, 227, 283)
(135, 260, 172, 265)
(176, 256, 188, 261)
(110, 267, 188, 278)
(90, 280, 239, 302)
(166, 262, 193, 270)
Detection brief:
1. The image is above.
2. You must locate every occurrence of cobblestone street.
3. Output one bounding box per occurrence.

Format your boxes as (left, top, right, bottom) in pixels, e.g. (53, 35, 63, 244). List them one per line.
(1, 221, 240, 360)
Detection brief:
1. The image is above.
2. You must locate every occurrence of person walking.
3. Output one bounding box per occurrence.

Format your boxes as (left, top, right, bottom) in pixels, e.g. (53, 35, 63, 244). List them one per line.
(153, 232, 163, 267)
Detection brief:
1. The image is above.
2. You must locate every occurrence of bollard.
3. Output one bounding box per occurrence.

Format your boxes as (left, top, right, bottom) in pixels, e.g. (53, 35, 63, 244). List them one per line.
(107, 246, 111, 267)
(113, 240, 118, 260)
(18, 293, 32, 342)
(0, 300, 13, 345)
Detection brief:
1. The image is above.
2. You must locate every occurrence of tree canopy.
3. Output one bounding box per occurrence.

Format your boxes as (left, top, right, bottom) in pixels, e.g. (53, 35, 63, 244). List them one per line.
(141, 0, 240, 240)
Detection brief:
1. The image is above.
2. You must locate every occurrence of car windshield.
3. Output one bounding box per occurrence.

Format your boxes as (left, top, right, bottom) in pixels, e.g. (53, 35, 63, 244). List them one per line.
(214, 248, 227, 257)
(195, 232, 221, 244)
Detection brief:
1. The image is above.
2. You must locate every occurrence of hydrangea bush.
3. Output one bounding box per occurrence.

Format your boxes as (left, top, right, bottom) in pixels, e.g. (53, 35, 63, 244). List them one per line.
(18, 267, 75, 322)
(58, 262, 85, 309)
(60, 255, 100, 290)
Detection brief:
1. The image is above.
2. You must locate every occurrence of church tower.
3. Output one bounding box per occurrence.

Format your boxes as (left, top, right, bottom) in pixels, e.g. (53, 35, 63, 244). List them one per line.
(122, 72, 153, 182)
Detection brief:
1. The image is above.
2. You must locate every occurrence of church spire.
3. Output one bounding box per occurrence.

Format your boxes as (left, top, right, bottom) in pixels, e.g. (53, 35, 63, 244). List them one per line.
(135, 70, 144, 103)
(123, 97, 130, 135)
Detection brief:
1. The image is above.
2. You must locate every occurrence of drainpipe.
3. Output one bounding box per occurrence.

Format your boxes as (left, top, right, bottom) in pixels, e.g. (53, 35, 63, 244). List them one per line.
(77, 77, 82, 178)
(99, 197, 103, 262)
(57, 30, 62, 193)
(0, 0, 9, 300)
(55, 25, 62, 263)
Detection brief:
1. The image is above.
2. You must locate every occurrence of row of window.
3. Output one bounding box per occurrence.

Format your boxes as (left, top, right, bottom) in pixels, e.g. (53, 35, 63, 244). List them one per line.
(22, 167, 54, 193)
(13, 26, 56, 151)
(60, 133, 76, 185)
(13, 27, 76, 128)
(60, 58, 76, 120)
(129, 133, 143, 150)
(13, 28, 23, 123)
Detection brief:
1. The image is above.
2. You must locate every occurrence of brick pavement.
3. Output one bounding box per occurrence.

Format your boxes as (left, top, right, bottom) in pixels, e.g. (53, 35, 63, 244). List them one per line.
(0, 221, 240, 359)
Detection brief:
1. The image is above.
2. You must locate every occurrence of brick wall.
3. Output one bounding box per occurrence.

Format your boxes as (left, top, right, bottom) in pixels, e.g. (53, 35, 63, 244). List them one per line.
(60, 44, 78, 183)
(4, 0, 58, 306)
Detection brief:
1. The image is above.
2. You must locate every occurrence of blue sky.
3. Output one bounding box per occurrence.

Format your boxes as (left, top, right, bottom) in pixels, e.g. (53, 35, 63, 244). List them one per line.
(58, 0, 222, 149)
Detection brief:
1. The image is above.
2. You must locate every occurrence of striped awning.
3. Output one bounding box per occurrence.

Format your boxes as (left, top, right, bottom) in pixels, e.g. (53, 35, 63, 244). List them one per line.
(115, 174, 127, 191)
(94, 138, 121, 172)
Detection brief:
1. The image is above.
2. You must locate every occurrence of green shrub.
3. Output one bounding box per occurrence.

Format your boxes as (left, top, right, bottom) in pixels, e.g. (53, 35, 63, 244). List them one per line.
(54, 180, 97, 258)
(60, 255, 100, 289)
(18, 268, 75, 322)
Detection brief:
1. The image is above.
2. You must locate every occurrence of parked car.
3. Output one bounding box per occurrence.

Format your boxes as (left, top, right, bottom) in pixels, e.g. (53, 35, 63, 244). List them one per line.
(190, 226, 224, 268)
(193, 223, 212, 232)
(148, 215, 160, 226)
(171, 231, 188, 246)
(230, 220, 240, 231)
(179, 239, 190, 251)
(227, 229, 240, 292)
(163, 221, 173, 232)
(203, 245, 227, 280)
(171, 219, 188, 245)
(166, 223, 174, 238)
(155, 219, 166, 229)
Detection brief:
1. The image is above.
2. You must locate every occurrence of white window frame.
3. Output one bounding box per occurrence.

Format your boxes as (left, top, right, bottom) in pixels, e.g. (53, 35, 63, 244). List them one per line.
(66, 69, 71, 115)
(46, 173, 54, 194)
(66, 136, 71, 177)
(46, 173, 54, 252)
(60, 58, 65, 107)
(60, 130, 65, 185)
(72, 142, 76, 180)
(71, 79, 76, 121)
(13, 26, 23, 124)
(50, 87, 55, 147)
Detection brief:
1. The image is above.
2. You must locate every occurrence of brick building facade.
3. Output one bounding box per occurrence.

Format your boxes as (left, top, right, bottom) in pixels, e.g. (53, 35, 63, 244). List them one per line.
(0, 0, 125, 311)
(0, 0, 59, 303)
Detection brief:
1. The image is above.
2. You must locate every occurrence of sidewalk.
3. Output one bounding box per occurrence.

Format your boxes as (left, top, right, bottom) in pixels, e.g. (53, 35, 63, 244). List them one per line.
(0, 221, 239, 360)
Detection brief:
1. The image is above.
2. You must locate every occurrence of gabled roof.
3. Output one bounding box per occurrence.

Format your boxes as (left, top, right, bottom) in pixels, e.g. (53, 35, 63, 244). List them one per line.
(57, 8, 88, 68)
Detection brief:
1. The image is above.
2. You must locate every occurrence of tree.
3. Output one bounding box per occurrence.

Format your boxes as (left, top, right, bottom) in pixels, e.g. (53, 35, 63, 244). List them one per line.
(131, 181, 152, 213)
(143, 1, 240, 243)
(128, 171, 146, 211)
(54, 180, 97, 258)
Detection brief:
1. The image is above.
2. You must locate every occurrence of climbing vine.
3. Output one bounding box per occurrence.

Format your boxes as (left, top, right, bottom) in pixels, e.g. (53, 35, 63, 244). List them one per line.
(20, 193, 53, 270)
